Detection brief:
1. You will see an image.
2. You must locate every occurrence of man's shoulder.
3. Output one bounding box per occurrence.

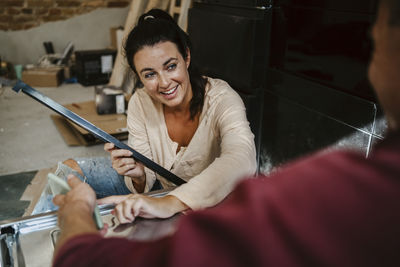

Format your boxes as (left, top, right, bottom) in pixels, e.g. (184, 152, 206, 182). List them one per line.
(236, 147, 389, 204)
(255, 140, 400, 193)
(271, 149, 362, 178)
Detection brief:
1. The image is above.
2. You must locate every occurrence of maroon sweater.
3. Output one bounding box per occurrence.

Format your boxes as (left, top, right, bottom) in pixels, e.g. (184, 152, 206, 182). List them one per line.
(53, 132, 400, 267)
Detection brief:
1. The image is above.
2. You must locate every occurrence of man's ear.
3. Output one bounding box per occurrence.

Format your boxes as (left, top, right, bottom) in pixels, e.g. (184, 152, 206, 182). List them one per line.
(185, 48, 191, 69)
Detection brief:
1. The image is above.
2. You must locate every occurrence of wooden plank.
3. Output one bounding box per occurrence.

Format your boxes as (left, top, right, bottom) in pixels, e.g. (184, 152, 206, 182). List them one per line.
(145, 0, 169, 11)
(177, 0, 191, 31)
(169, 0, 177, 16)
(108, 0, 148, 88)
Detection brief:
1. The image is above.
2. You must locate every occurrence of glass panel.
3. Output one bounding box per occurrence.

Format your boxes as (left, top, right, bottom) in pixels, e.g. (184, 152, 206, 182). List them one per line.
(259, 89, 376, 174)
(267, 69, 377, 131)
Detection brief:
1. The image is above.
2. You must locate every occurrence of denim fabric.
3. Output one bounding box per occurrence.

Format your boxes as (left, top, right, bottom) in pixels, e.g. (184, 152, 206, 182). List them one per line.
(32, 158, 129, 214)
(75, 157, 163, 194)
(68, 157, 132, 199)
(32, 157, 163, 215)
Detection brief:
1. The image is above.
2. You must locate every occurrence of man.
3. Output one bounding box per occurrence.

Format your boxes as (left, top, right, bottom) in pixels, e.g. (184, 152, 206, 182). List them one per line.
(53, 0, 400, 266)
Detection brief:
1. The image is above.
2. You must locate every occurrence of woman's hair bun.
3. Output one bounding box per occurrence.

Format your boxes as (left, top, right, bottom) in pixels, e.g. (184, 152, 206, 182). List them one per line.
(138, 9, 176, 25)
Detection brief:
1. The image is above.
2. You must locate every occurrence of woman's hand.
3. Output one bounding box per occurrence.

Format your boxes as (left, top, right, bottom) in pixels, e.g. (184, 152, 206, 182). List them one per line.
(98, 194, 189, 224)
(104, 143, 145, 178)
(104, 143, 146, 192)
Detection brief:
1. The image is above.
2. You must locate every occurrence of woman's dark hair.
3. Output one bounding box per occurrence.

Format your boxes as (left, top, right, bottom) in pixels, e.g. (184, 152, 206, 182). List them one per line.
(124, 9, 207, 120)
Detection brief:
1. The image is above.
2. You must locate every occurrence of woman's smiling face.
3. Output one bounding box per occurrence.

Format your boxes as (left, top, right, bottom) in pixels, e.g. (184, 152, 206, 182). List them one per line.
(134, 41, 192, 111)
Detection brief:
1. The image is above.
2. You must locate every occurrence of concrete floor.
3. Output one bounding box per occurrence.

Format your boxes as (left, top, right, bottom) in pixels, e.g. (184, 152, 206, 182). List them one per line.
(0, 83, 108, 176)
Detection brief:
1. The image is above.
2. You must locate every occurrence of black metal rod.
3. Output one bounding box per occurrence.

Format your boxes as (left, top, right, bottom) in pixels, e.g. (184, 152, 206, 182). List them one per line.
(12, 81, 186, 186)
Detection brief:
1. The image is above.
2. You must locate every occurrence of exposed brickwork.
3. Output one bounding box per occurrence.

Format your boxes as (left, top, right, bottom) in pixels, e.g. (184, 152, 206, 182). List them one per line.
(0, 1, 24, 7)
(56, 1, 82, 7)
(48, 8, 61, 15)
(107, 1, 129, 8)
(0, 0, 130, 31)
(8, 7, 21, 15)
(22, 8, 33, 14)
(0, 15, 12, 22)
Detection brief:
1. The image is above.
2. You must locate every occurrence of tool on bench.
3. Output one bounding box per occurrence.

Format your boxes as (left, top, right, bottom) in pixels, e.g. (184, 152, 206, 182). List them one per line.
(12, 80, 186, 186)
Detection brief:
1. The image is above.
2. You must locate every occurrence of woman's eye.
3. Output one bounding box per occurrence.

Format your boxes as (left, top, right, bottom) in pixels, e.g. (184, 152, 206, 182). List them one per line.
(167, 63, 177, 71)
(144, 72, 155, 79)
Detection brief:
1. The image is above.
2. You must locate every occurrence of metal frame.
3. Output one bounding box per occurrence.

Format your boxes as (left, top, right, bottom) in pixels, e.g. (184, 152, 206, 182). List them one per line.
(12, 81, 186, 186)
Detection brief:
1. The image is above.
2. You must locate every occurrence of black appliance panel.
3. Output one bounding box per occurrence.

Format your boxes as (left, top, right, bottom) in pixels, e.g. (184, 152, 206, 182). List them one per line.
(270, 0, 377, 101)
(194, 0, 272, 8)
(188, 3, 271, 94)
(289, 0, 377, 13)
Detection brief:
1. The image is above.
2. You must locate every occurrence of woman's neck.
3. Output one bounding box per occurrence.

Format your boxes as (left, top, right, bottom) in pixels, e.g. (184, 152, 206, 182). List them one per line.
(163, 100, 191, 117)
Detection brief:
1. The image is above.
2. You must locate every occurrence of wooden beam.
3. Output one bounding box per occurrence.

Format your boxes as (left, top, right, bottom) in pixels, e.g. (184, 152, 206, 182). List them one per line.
(108, 0, 148, 89)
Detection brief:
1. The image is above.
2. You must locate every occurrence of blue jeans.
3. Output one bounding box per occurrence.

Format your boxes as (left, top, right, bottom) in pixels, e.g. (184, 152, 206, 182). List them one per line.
(67, 157, 132, 199)
(32, 157, 162, 214)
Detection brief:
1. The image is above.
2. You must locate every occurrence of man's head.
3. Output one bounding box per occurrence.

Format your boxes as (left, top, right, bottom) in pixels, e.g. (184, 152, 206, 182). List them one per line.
(369, 0, 400, 130)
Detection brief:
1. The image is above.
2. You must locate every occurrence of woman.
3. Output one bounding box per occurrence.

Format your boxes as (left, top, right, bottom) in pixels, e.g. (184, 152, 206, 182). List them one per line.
(54, 9, 256, 222)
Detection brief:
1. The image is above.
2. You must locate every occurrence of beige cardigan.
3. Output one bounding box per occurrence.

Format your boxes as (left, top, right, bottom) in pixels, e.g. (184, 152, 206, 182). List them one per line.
(125, 77, 257, 210)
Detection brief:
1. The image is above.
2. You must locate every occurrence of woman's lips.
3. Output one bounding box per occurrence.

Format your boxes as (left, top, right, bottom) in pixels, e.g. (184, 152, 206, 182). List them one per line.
(161, 85, 178, 95)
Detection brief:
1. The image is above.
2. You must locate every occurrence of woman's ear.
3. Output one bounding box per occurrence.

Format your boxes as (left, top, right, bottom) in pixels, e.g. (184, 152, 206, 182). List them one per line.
(185, 48, 191, 69)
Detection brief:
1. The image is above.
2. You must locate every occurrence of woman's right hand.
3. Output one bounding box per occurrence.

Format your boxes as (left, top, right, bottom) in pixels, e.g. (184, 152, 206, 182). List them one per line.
(104, 143, 145, 179)
(98, 194, 189, 224)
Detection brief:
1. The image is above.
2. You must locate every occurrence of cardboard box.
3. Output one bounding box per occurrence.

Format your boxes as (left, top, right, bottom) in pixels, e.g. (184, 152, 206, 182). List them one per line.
(51, 101, 128, 146)
(22, 67, 64, 87)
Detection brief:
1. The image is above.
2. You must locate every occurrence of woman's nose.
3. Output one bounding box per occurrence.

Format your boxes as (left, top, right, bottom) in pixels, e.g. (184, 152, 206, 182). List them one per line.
(158, 73, 170, 88)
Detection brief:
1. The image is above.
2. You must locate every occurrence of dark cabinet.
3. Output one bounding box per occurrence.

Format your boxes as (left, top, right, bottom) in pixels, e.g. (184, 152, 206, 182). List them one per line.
(188, 0, 385, 174)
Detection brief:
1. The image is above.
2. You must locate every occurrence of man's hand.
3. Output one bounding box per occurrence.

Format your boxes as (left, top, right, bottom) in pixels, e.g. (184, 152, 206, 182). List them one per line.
(53, 175, 96, 214)
(53, 175, 99, 256)
(98, 194, 189, 224)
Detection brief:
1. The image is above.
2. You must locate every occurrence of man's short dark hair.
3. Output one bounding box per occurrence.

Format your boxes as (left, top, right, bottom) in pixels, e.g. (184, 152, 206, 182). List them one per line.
(382, 0, 400, 26)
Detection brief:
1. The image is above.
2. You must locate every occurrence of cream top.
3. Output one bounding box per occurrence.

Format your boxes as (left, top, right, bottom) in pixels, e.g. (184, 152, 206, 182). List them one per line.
(125, 77, 257, 210)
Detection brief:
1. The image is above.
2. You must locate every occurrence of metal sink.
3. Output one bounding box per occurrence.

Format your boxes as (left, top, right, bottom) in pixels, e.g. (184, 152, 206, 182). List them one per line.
(0, 189, 180, 267)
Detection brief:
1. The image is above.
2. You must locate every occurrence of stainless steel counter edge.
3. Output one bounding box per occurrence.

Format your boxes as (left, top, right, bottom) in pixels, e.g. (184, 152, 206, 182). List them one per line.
(0, 188, 172, 232)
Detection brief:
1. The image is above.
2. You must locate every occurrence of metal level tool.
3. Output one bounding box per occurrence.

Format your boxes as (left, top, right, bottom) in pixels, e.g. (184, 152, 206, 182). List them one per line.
(12, 80, 186, 186)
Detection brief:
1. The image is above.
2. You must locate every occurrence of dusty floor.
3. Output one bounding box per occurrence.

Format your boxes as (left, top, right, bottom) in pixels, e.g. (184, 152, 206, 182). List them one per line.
(0, 82, 113, 220)
(0, 83, 108, 176)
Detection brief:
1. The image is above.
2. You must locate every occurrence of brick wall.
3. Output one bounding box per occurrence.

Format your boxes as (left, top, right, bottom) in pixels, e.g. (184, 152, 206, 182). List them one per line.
(0, 0, 130, 31)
